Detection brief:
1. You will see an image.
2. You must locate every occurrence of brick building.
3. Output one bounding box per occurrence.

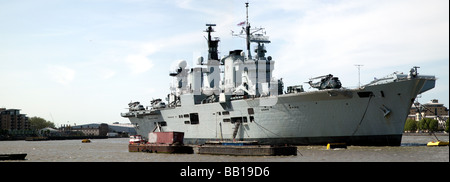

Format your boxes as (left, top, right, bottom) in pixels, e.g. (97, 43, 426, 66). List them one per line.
(0, 108, 30, 131)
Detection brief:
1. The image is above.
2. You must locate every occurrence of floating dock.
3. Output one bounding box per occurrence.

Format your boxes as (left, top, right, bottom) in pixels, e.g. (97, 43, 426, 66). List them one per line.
(25, 136, 107, 141)
(198, 141, 297, 156)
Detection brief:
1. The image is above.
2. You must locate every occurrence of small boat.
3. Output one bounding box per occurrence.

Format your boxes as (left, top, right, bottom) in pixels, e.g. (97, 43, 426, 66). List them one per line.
(81, 139, 91, 143)
(427, 141, 449, 147)
(129, 135, 145, 144)
(0, 153, 27, 160)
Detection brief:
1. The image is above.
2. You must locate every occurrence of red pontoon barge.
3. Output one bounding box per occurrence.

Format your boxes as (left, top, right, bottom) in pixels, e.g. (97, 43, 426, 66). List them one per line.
(128, 132, 193, 154)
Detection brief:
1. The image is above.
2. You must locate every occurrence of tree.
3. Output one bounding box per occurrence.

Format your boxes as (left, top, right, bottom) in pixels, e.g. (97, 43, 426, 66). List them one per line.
(428, 119, 438, 132)
(445, 119, 449, 133)
(29, 116, 55, 130)
(418, 118, 439, 132)
(404, 119, 417, 132)
(418, 118, 429, 131)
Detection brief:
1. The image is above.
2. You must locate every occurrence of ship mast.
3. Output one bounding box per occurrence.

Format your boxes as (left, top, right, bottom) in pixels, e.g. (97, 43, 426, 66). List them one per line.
(234, 2, 270, 59)
(205, 24, 219, 60)
(245, 2, 251, 59)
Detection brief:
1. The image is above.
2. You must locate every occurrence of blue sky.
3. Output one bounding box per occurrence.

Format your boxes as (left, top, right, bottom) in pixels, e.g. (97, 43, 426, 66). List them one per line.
(1, 0, 448, 126)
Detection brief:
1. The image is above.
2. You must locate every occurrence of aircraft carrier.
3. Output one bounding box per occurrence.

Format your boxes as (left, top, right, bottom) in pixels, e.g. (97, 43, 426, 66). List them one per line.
(121, 3, 436, 146)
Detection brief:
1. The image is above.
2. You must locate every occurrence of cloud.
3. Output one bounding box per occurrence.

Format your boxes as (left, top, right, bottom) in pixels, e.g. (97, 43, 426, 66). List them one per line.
(123, 30, 205, 75)
(47, 65, 75, 85)
(115, 40, 160, 75)
(268, 0, 448, 86)
(125, 53, 154, 75)
(100, 68, 116, 79)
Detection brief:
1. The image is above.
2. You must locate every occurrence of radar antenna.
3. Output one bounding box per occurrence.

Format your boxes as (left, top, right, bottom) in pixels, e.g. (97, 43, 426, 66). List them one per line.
(205, 24, 219, 60)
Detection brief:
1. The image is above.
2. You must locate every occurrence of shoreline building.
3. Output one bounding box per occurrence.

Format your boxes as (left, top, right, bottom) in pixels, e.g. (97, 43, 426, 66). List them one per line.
(408, 99, 449, 130)
(0, 108, 30, 131)
(58, 123, 108, 137)
(70, 122, 136, 136)
(71, 123, 109, 136)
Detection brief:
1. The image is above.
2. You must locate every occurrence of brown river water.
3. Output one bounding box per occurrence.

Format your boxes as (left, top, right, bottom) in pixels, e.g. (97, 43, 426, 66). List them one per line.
(0, 135, 448, 162)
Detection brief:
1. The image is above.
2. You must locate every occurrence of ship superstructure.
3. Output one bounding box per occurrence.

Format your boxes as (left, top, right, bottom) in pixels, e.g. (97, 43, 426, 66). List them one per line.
(121, 3, 436, 146)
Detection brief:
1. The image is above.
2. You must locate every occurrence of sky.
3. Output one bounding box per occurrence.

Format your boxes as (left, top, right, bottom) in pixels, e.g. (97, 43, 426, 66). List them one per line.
(1, 0, 448, 127)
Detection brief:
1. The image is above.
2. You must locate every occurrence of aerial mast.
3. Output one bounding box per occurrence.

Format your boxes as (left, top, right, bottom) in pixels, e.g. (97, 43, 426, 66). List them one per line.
(245, 2, 252, 59)
(355, 64, 363, 88)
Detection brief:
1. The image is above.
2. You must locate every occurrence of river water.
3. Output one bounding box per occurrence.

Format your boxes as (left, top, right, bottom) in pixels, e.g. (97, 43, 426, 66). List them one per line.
(1, 135, 448, 162)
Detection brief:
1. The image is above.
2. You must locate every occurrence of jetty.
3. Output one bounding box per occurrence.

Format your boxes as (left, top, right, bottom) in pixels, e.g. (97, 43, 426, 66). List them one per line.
(25, 136, 107, 141)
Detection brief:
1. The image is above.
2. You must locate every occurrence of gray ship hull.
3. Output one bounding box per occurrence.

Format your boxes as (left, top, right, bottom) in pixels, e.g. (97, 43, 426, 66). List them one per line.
(122, 76, 433, 146)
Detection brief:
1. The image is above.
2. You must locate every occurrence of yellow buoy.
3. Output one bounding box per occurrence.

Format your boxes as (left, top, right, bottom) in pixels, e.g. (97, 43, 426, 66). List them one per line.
(81, 139, 91, 143)
(427, 141, 449, 147)
(327, 143, 347, 150)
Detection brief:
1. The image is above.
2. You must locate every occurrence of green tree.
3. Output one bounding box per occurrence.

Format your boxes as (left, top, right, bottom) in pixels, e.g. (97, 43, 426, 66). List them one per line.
(445, 119, 449, 133)
(404, 119, 417, 132)
(418, 118, 439, 132)
(428, 119, 438, 132)
(29, 116, 55, 130)
(418, 118, 429, 131)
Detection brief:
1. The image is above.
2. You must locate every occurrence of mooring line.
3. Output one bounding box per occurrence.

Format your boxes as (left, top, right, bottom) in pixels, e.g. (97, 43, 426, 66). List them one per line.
(352, 94, 373, 136)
